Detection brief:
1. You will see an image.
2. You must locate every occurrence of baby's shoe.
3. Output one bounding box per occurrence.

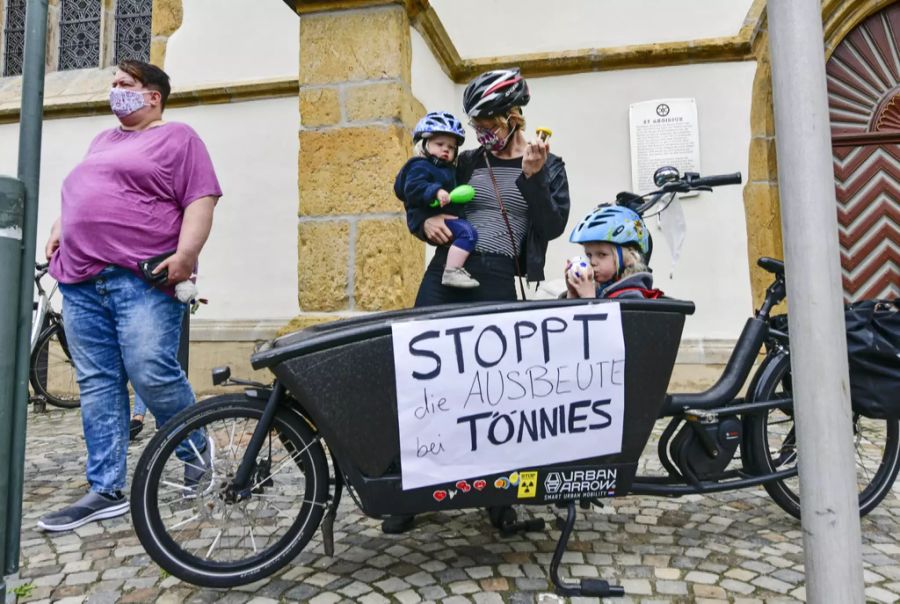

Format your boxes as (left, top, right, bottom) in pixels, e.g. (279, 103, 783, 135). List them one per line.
(442, 267, 480, 289)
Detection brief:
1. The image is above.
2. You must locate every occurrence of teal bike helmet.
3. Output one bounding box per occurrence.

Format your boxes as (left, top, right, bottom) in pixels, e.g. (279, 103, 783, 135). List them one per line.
(569, 204, 650, 255)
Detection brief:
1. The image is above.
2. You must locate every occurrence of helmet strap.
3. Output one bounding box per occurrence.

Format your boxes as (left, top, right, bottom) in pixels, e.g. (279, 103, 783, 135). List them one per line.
(614, 244, 625, 279)
(500, 120, 517, 147)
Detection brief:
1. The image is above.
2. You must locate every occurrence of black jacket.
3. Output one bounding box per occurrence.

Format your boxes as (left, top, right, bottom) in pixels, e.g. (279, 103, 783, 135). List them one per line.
(394, 156, 461, 235)
(406, 147, 571, 283)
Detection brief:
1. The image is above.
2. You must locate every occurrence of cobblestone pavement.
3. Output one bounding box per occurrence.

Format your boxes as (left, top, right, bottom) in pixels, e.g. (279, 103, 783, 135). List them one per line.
(7, 407, 900, 604)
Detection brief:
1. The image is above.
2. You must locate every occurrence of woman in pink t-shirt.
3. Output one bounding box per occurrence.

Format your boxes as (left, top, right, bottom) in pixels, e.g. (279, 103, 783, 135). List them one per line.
(38, 60, 222, 533)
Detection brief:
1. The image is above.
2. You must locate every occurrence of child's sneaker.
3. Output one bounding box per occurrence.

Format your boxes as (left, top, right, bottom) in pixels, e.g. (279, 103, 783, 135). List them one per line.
(442, 267, 480, 288)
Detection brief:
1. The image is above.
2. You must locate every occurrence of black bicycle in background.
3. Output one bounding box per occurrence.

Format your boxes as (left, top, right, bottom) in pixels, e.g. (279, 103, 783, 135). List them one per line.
(30, 262, 79, 409)
(128, 168, 899, 598)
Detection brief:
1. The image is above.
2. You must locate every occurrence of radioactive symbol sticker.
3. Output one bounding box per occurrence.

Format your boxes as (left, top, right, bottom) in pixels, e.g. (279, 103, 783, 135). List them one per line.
(517, 471, 538, 498)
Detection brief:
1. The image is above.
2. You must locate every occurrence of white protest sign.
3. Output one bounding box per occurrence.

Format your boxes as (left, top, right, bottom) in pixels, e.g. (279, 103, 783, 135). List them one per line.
(391, 304, 626, 490)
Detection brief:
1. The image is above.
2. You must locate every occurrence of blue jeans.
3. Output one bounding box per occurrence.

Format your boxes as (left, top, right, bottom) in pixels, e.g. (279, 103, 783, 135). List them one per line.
(132, 394, 147, 417)
(60, 266, 202, 494)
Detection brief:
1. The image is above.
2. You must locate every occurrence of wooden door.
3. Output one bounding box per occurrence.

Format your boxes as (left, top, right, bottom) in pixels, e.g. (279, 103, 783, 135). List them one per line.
(827, 5, 900, 301)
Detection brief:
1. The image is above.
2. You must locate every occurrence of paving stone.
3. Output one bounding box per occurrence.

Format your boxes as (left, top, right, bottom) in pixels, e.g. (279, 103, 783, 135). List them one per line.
(866, 586, 900, 604)
(656, 580, 689, 595)
(65, 571, 99, 586)
(373, 576, 410, 593)
(720, 579, 756, 595)
(418, 584, 447, 599)
(283, 583, 320, 601)
(620, 579, 652, 595)
(308, 594, 342, 604)
(11, 409, 900, 604)
(751, 575, 792, 594)
(725, 568, 757, 581)
(393, 589, 421, 604)
(685, 570, 718, 584)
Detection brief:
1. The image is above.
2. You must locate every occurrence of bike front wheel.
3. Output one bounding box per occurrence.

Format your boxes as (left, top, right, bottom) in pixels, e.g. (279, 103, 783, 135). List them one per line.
(746, 352, 900, 518)
(29, 322, 80, 408)
(130, 394, 329, 588)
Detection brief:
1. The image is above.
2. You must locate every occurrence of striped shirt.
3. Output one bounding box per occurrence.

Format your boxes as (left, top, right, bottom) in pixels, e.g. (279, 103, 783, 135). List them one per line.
(466, 154, 529, 258)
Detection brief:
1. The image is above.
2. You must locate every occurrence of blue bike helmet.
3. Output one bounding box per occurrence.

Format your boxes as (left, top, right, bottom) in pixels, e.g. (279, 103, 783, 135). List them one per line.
(413, 111, 465, 145)
(569, 204, 651, 256)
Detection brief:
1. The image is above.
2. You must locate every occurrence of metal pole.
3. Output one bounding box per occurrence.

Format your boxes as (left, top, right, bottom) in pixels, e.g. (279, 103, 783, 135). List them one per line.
(7, 0, 49, 578)
(0, 178, 25, 600)
(767, 1, 865, 602)
(178, 308, 190, 374)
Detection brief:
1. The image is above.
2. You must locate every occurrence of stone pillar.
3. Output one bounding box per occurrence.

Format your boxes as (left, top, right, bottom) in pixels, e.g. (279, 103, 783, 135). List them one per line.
(150, 0, 183, 67)
(288, 1, 425, 331)
(744, 50, 784, 309)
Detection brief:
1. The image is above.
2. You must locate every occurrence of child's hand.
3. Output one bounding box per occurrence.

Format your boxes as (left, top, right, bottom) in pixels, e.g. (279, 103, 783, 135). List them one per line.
(566, 261, 596, 299)
(437, 189, 451, 207)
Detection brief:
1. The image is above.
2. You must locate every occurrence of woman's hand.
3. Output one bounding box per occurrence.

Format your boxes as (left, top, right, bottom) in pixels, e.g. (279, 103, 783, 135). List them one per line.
(522, 139, 549, 178)
(155, 251, 196, 285)
(44, 218, 61, 260)
(423, 214, 456, 245)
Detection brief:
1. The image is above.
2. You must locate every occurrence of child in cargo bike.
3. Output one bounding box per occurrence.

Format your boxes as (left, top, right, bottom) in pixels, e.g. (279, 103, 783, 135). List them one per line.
(565, 205, 663, 300)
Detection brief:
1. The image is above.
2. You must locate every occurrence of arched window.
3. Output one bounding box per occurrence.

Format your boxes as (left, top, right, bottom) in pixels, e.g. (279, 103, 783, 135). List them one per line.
(115, 0, 152, 63)
(2, 0, 27, 76)
(58, 0, 101, 71)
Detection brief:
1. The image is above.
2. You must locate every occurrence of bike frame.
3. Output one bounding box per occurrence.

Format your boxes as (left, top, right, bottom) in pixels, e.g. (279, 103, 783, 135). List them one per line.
(630, 258, 793, 495)
(30, 263, 60, 351)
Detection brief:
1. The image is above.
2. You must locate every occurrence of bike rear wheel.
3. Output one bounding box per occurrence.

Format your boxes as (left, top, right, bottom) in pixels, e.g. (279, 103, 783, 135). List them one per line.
(747, 353, 900, 518)
(29, 322, 80, 408)
(130, 394, 329, 588)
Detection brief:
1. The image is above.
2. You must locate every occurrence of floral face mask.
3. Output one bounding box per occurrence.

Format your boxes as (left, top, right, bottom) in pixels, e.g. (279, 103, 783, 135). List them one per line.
(109, 87, 149, 118)
(474, 119, 516, 152)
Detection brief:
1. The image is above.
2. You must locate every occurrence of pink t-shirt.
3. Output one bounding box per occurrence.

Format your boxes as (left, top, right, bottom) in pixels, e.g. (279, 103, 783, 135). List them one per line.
(50, 122, 222, 284)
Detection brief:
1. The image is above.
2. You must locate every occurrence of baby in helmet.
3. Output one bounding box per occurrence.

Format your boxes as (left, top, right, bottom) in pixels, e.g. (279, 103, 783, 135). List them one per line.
(565, 205, 662, 299)
(394, 111, 480, 289)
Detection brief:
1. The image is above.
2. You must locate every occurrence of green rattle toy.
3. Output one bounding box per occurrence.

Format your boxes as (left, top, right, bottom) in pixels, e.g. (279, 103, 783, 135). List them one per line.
(429, 184, 475, 208)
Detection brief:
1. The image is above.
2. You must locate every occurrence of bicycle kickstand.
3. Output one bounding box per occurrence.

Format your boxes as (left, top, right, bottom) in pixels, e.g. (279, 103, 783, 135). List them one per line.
(550, 501, 625, 598)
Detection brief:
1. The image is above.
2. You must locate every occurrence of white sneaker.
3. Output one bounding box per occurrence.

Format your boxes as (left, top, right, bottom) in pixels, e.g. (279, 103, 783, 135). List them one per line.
(442, 267, 480, 289)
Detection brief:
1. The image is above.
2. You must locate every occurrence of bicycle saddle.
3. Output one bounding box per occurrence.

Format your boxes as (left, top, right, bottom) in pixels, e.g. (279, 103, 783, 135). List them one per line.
(757, 257, 784, 276)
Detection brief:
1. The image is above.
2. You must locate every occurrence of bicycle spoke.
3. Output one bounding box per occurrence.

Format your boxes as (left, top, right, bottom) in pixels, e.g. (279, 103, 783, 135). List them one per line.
(205, 530, 223, 559)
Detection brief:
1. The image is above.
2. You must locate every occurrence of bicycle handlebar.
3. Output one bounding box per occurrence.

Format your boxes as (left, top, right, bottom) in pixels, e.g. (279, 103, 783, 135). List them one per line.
(686, 172, 742, 188)
(621, 169, 744, 217)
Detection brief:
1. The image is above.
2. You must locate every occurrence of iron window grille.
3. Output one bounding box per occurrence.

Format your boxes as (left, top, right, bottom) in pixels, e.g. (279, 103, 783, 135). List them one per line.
(58, 0, 101, 71)
(2, 0, 27, 77)
(114, 0, 151, 64)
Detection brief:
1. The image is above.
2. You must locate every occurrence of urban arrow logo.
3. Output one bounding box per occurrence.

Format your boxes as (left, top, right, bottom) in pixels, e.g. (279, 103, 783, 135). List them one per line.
(544, 472, 561, 494)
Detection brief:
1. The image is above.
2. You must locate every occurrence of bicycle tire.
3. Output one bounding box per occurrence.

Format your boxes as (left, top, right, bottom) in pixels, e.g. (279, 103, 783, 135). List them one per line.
(746, 352, 900, 518)
(29, 321, 80, 409)
(130, 394, 329, 588)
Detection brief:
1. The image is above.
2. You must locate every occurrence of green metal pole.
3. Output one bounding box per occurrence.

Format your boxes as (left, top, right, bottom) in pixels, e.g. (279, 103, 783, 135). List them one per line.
(7, 0, 49, 577)
(0, 178, 25, 600)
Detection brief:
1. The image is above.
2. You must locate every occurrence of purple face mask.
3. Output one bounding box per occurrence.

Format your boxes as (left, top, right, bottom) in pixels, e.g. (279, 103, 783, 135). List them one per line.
(109, 87, 148, 118)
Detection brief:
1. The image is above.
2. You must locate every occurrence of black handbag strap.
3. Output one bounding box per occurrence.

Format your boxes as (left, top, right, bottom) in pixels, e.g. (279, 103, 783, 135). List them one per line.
(483, 153, 527, 299)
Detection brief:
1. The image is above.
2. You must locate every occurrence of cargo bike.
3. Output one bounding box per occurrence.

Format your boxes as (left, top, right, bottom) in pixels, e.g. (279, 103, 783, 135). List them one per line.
(129, 169, 900, 598)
